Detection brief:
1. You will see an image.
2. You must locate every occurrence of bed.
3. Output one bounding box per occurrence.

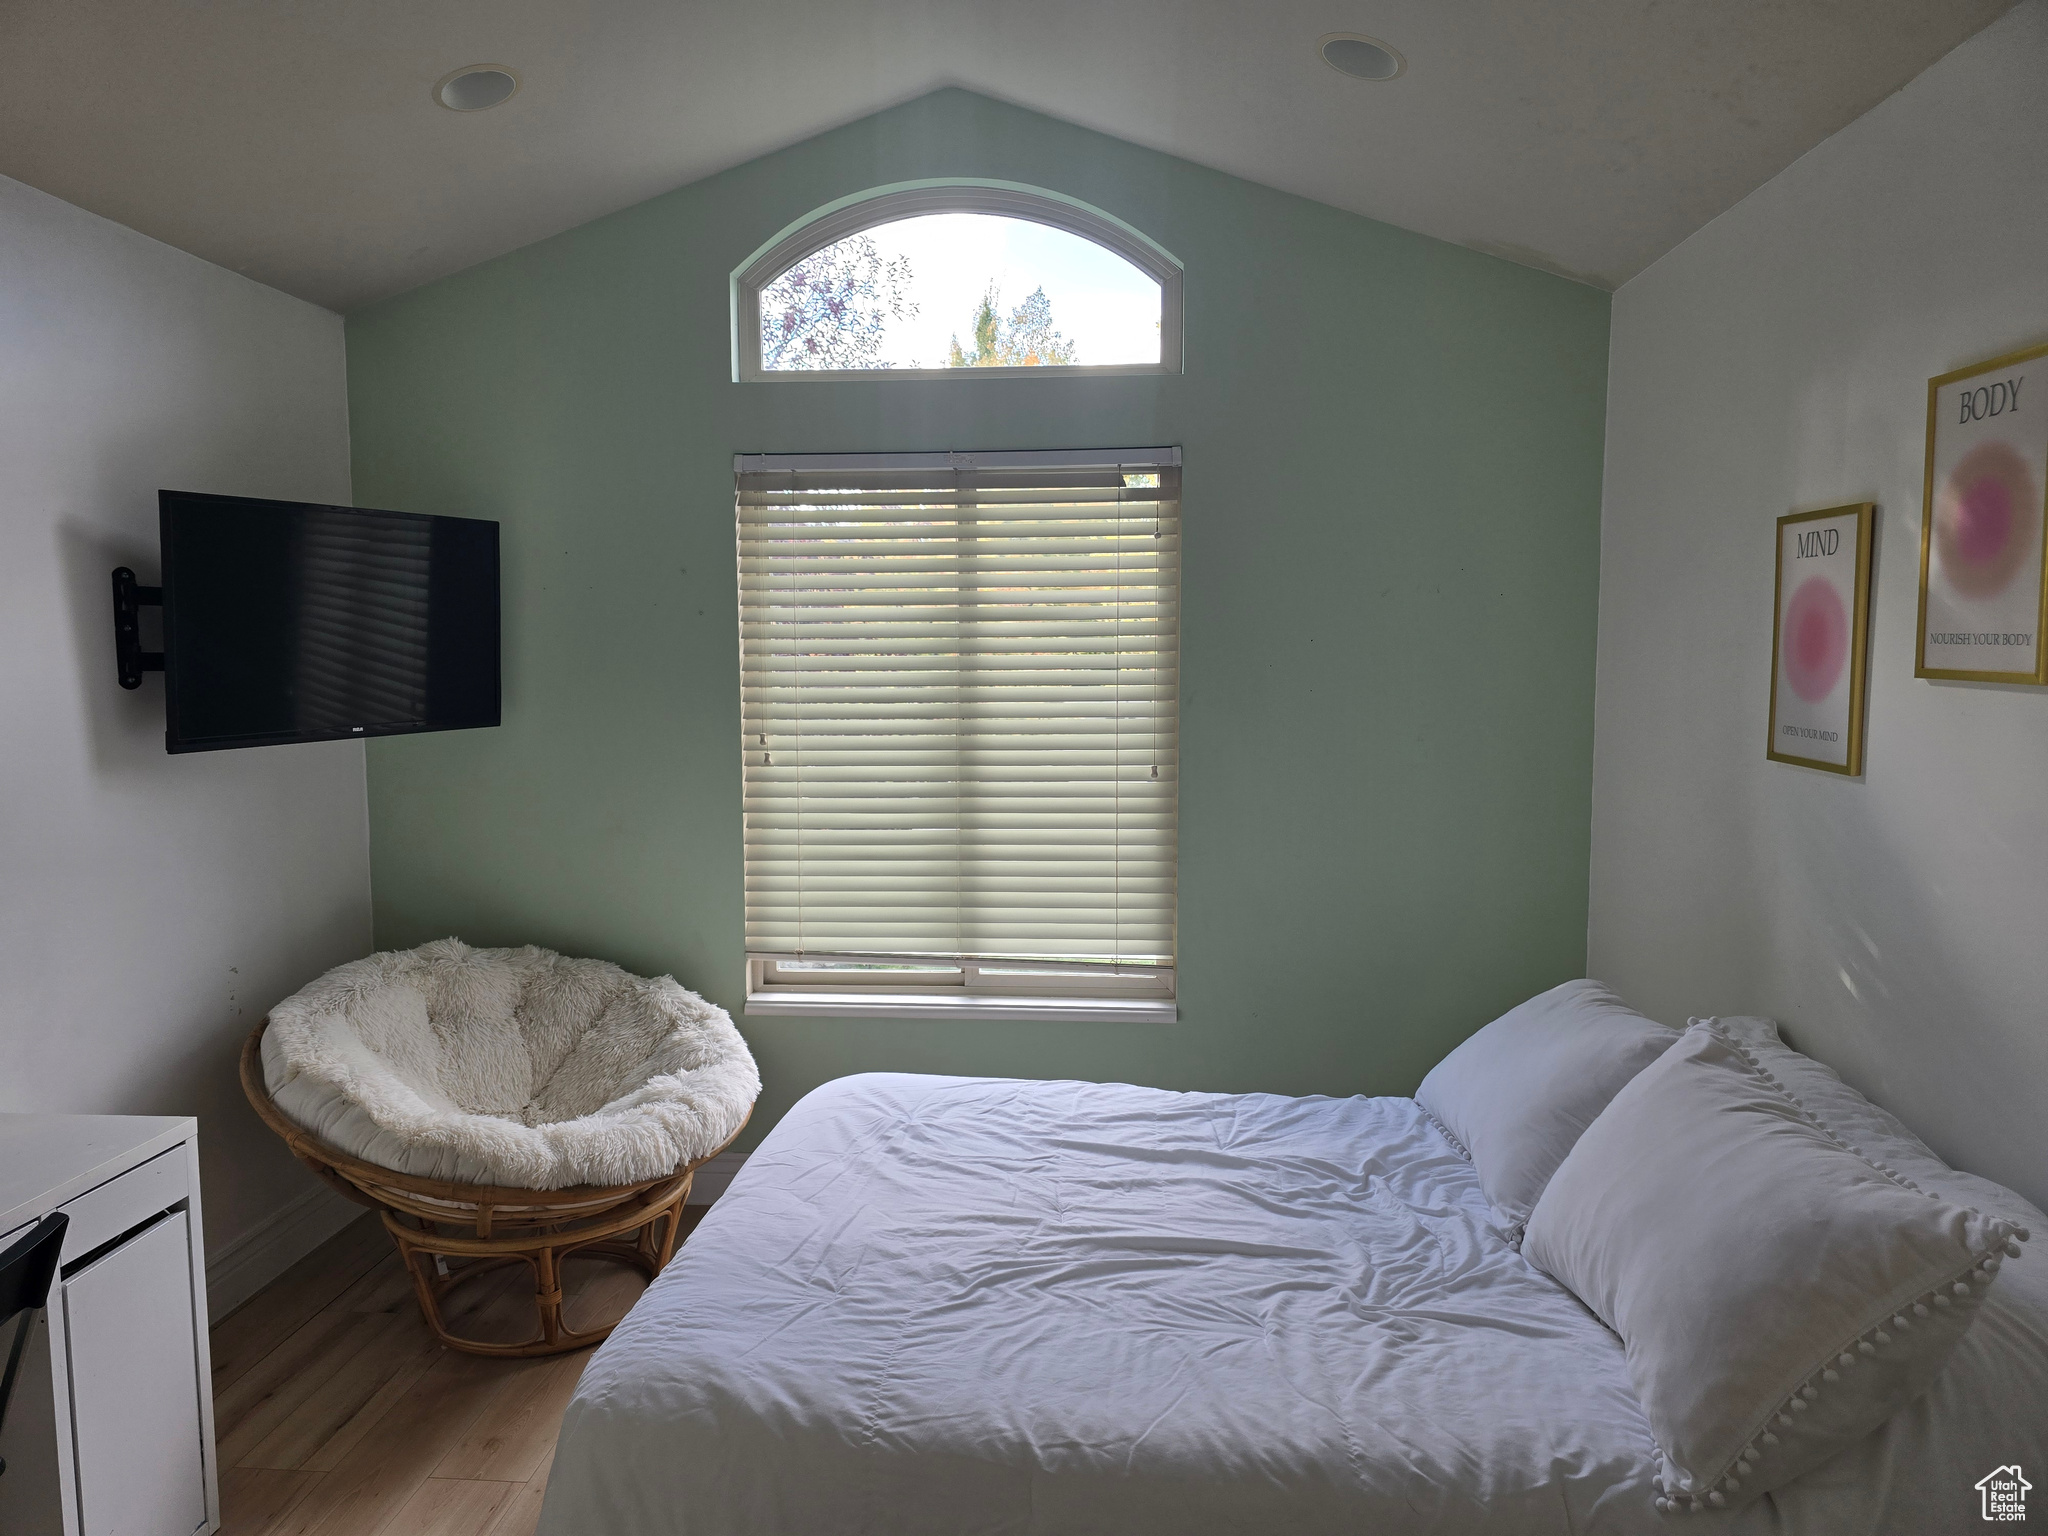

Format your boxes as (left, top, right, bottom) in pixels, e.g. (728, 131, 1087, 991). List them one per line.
(538, 1066, 2048, 1534)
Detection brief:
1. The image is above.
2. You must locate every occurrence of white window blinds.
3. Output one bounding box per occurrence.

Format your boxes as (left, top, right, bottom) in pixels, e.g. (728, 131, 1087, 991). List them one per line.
(736, 448, 1180, 972)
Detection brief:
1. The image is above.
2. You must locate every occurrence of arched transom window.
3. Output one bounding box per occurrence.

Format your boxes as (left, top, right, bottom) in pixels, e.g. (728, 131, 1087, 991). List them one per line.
(734, 185, 1183, 381)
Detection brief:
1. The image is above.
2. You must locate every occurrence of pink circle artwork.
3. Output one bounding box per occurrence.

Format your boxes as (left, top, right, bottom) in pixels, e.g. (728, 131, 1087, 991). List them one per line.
(1783, 575, 1848, 703)
(1936, 440, 2038, 598)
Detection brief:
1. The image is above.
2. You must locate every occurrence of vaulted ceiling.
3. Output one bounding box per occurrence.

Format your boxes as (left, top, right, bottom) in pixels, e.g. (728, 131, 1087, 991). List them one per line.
(0, 0, 2014, 312)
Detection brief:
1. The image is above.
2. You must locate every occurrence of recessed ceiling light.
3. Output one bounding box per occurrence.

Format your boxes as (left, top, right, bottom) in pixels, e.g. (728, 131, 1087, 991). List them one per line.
(435, 65, 520, 112)
(1317, 34, 1404, 81)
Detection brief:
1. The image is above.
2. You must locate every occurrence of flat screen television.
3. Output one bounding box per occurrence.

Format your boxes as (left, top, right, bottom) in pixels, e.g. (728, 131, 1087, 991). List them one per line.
(157, 490, 500, 753)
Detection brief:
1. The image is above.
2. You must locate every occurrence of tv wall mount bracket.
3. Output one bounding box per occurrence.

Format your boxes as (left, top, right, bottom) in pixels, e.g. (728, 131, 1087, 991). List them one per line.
(111, 567, 164, 690)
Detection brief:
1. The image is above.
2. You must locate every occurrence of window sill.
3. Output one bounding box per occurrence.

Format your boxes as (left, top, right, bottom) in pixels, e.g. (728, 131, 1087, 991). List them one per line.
(743, 990, 1177, 1024)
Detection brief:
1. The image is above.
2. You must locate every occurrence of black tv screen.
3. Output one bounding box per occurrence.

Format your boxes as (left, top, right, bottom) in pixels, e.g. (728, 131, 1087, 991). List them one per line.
(159, 490, 500, 754)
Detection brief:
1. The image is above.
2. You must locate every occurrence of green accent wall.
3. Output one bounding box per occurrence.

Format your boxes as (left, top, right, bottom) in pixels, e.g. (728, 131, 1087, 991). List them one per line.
(346, 89, 1610, 1150)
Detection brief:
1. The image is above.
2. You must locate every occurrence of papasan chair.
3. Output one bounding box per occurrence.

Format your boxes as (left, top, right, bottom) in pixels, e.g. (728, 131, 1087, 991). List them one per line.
(243, 938, 759, 1357)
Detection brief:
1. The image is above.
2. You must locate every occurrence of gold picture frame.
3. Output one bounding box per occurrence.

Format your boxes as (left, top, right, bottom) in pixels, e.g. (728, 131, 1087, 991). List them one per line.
(1916, 339, 2048, 684)
(1768, 503, 1874, 776)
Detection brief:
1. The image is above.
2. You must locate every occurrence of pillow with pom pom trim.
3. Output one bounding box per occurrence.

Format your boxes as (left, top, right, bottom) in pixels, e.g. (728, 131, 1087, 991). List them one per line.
(1522, 1019, 2027, 1514)
(1701, 1015, 2046, 1233)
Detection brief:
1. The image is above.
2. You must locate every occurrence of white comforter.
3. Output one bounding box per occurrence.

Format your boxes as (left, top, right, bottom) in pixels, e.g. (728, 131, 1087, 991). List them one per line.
(540, 1074, 2048, 1535)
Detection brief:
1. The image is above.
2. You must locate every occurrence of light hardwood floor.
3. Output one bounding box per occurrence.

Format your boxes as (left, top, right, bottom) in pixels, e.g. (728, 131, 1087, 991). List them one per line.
(210, 1206, 703, 1536)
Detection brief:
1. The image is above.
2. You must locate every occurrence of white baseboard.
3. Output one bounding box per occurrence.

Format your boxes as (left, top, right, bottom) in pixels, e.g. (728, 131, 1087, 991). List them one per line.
(205, 1182, 363, 1322)
(688, 1151, 748, 1205)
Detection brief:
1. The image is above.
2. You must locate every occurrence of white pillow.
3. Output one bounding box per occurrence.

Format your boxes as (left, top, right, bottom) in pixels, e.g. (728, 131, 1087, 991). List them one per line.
(1523, 1019, 2029, 1514)
(1414, 979, 1676, 1243)
(1709, 1016, 2045, 1229)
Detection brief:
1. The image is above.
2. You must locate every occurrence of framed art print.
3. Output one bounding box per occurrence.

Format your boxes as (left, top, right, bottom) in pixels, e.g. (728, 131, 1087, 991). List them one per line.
(1917, 339, 2048, 683)
(1769, 503, 1874, 775)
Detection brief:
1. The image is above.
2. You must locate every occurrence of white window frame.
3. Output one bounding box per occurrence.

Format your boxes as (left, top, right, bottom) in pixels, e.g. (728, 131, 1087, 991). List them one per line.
(745, 955, 1176, 1024)
(736, 445, 1181, 1025)
(731, 181, 1185, 384)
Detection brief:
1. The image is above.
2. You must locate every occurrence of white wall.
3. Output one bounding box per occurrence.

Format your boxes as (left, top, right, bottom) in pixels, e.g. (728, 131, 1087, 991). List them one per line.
(1590, 0, 2048, 1212)
(0, 175, 372, 1310)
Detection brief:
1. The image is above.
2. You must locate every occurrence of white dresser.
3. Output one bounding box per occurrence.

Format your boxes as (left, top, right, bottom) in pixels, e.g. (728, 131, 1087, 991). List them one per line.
(0, 1116, 218, 1536)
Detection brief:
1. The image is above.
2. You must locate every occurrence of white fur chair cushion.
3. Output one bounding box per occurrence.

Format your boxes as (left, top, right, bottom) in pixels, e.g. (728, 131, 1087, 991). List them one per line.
(262, 938, 760, 1190)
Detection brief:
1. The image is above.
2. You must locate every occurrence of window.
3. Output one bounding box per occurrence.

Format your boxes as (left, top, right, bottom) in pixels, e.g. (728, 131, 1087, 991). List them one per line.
(737, 448, 1180, 1021)
(734, 184, 1184, 382)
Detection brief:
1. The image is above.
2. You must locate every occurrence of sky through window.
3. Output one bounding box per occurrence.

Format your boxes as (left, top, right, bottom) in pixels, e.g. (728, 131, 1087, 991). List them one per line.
(758, 213, 1163, 372)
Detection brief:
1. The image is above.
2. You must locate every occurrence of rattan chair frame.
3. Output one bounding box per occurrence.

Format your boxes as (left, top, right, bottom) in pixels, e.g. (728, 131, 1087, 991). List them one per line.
(240, 1017, 747, 1357)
